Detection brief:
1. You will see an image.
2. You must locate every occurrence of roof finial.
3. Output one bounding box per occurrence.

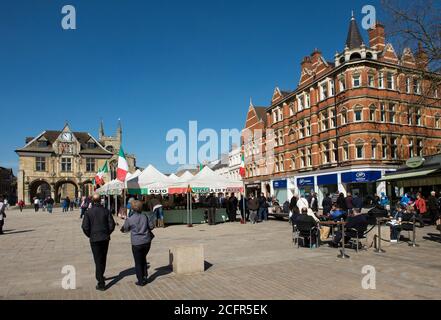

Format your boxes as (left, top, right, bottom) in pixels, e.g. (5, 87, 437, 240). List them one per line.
(351, 10, 354, 20)
(250, 97, 253, 107)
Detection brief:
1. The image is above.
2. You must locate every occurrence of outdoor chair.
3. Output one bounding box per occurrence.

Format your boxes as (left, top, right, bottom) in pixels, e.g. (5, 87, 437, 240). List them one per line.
(347, 221, 369, 253)
(293, 220, 319, 249)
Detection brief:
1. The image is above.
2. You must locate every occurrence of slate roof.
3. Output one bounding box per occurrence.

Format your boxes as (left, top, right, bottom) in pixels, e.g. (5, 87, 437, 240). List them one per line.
(254, 107, 268, 126)
(16, 130, 112, 155)
(346, 17, 364, 49)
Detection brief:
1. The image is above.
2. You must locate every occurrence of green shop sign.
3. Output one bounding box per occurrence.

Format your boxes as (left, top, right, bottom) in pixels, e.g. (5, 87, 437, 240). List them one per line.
(406, 157, 425, 169)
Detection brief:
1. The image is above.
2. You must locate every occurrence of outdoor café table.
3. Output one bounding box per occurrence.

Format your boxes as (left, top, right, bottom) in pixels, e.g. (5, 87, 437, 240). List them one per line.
(374, 217, 391, 253)
(319, 220, 348, 258)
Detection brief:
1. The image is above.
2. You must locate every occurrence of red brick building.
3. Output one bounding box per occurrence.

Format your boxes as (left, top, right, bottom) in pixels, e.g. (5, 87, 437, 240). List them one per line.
(243, 16, 441, 206)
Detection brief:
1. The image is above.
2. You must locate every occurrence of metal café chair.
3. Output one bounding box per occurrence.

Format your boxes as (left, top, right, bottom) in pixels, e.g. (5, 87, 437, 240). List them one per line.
(293, 220, 319, 249)
(347, 222, 369, 253)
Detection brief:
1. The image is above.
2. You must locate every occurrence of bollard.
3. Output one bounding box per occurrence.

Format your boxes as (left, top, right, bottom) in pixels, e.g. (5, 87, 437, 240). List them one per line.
(338, 219, 349, 259)
(374, 217, 386, 253)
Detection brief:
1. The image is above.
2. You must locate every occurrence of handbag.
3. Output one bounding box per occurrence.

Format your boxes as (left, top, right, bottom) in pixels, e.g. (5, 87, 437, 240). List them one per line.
(320, 226, 331, 241)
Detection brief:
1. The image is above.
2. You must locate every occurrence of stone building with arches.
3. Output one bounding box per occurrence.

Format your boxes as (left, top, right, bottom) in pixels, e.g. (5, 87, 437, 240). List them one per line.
(243, 15, 441, 206)
(16, 121, 136, 204)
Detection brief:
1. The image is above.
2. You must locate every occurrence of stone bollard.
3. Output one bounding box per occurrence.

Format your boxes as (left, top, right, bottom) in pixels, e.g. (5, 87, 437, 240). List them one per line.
(169, 244, 205, 275)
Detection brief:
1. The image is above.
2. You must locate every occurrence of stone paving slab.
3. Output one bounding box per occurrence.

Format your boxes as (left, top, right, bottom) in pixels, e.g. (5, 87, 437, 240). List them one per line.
(0, 207, 441, 300)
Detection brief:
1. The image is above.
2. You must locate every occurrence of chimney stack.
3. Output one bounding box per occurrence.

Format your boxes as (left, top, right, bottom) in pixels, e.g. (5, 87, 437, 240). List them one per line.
(368, 22, 385, 51)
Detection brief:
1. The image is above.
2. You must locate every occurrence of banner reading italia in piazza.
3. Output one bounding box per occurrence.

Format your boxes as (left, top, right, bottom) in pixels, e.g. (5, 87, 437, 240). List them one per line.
(128, 186, 244, 195)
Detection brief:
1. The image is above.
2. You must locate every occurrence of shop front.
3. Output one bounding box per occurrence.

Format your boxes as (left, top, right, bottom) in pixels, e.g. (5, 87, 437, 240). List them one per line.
(380, 155, 441, 200)
(297, 176, 314, 198)
(245, 182, 261, 197)
(272, 179, 288, 203)
(317, 173, 338, 205)
(341, 170, 382, 205)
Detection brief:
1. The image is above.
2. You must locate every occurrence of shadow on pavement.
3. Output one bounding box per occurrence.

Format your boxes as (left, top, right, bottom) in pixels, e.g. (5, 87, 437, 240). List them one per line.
(148, 265, 173, 284)
(106, 264, 174, 288)
(2, 230, 35, 235)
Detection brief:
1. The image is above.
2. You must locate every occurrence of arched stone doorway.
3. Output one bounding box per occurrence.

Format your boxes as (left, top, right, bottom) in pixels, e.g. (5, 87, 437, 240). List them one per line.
(109, 160, 117, 181)
(82, 180, 94, 198)
(29, 180, 52, 202)
(55, 180, 79, 203)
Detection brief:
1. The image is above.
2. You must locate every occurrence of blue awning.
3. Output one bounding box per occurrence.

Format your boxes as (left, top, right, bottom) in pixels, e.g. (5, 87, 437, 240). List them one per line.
(317, 174, 338, 186)
(341, 171, 382, 183)
(297, 176, 314, 187)
(273, 180, 287, 189)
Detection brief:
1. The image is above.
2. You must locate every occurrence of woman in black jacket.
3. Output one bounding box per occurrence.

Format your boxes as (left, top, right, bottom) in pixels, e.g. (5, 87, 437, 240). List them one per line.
(322, 194, 333, 216)
(337, 193, 347, 211)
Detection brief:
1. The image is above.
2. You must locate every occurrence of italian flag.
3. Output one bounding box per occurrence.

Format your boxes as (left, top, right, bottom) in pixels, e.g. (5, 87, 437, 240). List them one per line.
(95, 161, 109, 186)
(117, 147, 129, 182)
(239, 153, 245, 177)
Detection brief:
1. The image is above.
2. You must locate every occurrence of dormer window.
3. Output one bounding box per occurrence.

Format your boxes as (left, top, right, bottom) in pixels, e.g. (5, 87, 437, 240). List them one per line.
(366, 52, 373, 59)
(87, 142, 97, 149)
(350, 52, 362, 60)
(37, 140, 48, 148)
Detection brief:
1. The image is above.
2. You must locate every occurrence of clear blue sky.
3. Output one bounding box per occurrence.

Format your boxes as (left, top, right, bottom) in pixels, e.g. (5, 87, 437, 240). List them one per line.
(0, 0, 385, 173)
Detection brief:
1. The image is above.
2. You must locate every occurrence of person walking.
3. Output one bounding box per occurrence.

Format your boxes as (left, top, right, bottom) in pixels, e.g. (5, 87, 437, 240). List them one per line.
(0, 197, 6, 235)
(352, 192, 363, 212)
(337, 193, 346, 212)
(150, 195, 165, 228)
(81, 194, 116, 291)
(18, 200, 25, 212)
(345, 192, 354, 215)
(414, 192, 427, 227)
(121, 200, 155, 287)
(34, 197, 40, 212)
(322, 193, 333, 216)
(46, 196, 54, 214)
(248, 194, 259, 224)
(206, 193, 217, 225)
(80, 196, 88, 219)
(289, 195, 299, 220)
(228, 193, 238, 222)
(427, 191, 439, 225)
(257, 193, 266, 222)
(309, 192, 319, 216)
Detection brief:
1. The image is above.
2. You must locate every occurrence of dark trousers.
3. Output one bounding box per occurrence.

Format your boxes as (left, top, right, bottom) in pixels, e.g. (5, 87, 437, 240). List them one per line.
(90, 240, 110, 285)
(208, 208, 216, 225)
(0, 219, 4, 234)
(132, 243, 151, 283)
(34, 205, 39, 212)
(229, 209, 236, 222)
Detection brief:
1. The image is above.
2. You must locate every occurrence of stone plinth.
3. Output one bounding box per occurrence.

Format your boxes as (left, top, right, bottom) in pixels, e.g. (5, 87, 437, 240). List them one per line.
(169, 244, 205, 275)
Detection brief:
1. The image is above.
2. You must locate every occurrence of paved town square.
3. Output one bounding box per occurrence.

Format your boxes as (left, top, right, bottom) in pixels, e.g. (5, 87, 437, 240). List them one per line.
(1, 207, 440, 300)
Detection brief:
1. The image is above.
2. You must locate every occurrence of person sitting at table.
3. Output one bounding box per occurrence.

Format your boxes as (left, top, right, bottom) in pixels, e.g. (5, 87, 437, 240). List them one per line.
(387, 204, 406, 243)
(328, 204, 345, 221)
(294, 208, 319, 247)
(329, 208, 368, 248)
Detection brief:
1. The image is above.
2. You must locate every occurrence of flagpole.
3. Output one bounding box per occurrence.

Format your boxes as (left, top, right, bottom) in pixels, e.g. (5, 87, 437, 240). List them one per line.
(242, 181, 246, 224)
(189, 191, 193, 228)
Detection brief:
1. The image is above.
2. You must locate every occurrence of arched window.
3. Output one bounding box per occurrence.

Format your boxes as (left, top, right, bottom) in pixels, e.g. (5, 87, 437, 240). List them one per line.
(350, 52, 362, 60)
(354, 106, 363, 122)
(366, 52, 373, 59)
(355, 139, 365, 159)
(339, 56, 345, 64)
(369, 104, 376, 121)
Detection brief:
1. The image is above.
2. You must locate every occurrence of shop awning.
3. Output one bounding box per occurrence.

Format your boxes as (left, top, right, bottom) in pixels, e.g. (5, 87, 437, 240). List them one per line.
(379, 168, 439, 182)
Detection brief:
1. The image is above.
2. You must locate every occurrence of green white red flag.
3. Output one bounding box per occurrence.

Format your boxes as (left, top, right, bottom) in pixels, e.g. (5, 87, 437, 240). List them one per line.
(117, 147, 129, 182)
(239, 153, 245, 177)
(95, 161, 109, 186)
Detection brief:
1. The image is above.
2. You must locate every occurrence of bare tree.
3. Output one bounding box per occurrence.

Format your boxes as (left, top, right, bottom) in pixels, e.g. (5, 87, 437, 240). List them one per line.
(382, 0, 441, 104)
